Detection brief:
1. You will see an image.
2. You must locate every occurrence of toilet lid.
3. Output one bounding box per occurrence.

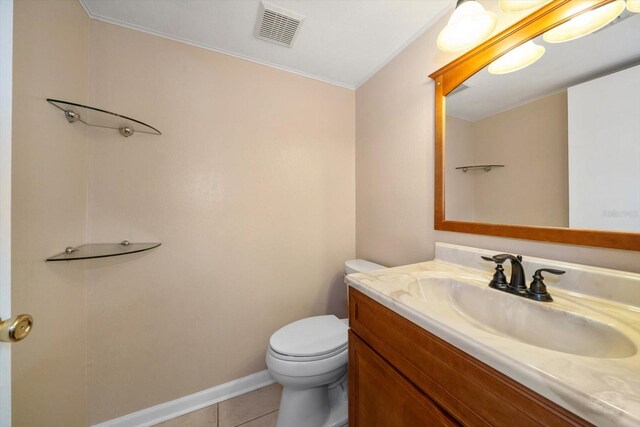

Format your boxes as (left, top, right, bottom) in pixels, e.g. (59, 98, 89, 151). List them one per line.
(269, 315, 348, 358)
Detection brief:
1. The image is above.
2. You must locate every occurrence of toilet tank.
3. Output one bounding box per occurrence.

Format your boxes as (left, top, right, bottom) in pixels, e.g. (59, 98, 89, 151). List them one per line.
(344, 259, 386, 275)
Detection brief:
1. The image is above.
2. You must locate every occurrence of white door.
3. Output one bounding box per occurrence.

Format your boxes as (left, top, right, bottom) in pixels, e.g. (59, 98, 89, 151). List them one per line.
(1, 2, 34, 426)
(0, 0, 14, 425)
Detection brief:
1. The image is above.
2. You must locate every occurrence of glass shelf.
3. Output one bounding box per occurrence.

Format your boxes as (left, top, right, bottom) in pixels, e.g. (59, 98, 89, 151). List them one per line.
(46, 241, 161, 262)
(455, 164, 505, 173)
(47, 98, 161, 137)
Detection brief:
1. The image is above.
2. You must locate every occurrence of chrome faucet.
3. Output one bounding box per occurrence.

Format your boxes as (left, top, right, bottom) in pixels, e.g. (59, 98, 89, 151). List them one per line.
(481, 254, 565, 302)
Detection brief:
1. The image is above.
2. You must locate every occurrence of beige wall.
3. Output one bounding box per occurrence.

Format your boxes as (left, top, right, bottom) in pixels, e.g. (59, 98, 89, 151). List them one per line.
(13, 1, 354, 425)
(444, 116, 474, 222)
(12, 1, 88, 426)
(85, 21, 355, 424)
(355, 0, 640, 272)
(446, 91, 568, 227)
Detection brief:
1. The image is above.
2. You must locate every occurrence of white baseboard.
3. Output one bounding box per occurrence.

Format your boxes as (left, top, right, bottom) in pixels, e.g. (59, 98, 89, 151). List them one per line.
(92, 370, 275, 427)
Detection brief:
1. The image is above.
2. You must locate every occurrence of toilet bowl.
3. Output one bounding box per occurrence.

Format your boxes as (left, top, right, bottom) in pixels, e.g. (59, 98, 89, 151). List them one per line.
(266, 259, 385, 427)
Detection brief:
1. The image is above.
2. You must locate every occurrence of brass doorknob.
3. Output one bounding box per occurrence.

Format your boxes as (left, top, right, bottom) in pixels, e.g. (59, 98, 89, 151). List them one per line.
(0, 314, 33, 343)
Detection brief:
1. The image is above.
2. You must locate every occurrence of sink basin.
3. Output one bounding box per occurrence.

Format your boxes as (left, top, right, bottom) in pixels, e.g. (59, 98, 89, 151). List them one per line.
(409, 276, 637, 359)
(448, 280, 636, 358)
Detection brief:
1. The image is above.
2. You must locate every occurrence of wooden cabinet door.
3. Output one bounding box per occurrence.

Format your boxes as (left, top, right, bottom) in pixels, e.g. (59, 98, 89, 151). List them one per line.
(349, 331, 458, 427)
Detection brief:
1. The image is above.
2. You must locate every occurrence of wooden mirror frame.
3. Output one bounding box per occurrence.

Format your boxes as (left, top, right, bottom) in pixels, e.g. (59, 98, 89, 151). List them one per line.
(429, 0, 640, 251)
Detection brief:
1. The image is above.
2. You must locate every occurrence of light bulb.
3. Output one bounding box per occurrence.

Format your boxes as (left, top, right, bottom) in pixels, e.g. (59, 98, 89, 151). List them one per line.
(543, 0, 626, 43)
(488, 41, 545, 74)
(627, 0, 640, 13)
(437, 1, 497, 53)
(500, 0, 550, 13)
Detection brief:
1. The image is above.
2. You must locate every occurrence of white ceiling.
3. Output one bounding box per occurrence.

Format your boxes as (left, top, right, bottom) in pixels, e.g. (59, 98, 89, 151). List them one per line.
(447, 11, 640, 121)
(80, 0, 451, 89)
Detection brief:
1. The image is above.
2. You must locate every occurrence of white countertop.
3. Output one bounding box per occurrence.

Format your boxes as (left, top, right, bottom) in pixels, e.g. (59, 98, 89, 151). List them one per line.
(345, 243, 640, 426)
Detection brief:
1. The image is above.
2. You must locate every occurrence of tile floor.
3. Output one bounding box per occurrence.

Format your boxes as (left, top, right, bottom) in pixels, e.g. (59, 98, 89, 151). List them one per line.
(154, 383, 282, 427)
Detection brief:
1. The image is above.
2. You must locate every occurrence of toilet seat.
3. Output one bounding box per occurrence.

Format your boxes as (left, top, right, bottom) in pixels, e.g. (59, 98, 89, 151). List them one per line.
(266, 345, 348, 379)
(269, 315, 348, 358)
(269, 342, 347, 362)
(267, 315, 349, 382)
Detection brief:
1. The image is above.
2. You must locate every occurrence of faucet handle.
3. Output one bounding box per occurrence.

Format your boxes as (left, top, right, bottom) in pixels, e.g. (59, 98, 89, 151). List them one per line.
(528, 268, 565, 302)
(485, 253, 522, 263)
(535, 268, 565, 276)
(481, 256, 508, 289)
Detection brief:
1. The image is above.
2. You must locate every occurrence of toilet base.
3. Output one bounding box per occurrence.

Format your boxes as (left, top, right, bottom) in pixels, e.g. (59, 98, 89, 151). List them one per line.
(275, 382, 348, 427)
(323, 399, 348, 427)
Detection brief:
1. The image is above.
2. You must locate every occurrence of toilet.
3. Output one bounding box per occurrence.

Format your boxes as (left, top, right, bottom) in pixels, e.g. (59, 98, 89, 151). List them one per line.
(266, 259, 386, 427)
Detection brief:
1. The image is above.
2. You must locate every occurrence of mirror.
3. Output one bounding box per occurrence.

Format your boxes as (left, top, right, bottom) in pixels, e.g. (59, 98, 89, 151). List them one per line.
(431, 0, 640, 250)
(445, 9, 640, 232)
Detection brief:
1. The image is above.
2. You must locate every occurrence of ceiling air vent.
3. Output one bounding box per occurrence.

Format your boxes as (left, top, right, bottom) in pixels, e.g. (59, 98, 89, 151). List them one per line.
(255, 1, 304, 48)
(449, 83, 470, 97)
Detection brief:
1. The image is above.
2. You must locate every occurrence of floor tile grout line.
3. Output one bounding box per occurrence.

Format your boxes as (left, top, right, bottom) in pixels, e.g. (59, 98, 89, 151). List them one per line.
(233, 409, 278, 427)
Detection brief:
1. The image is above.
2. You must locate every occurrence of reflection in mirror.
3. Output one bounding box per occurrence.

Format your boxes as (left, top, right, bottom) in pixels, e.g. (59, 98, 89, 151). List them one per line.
(445, 9, 640, 233)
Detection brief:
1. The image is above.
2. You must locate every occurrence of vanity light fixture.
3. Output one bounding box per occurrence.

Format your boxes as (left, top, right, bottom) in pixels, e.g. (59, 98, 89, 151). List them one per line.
(627, 0, 640, 12)
(488, 40, 545, 74)
(437, 0, 497, 52)
(500, 0, 550, 13)
(543, 0, 626, 43)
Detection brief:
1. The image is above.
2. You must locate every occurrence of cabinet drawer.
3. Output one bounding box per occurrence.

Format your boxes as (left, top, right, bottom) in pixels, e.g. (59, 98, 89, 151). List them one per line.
(349, 287, 591, 426)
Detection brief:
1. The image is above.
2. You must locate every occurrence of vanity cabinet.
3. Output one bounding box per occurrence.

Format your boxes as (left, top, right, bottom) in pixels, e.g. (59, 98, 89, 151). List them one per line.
(348, 288, 591, 427)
